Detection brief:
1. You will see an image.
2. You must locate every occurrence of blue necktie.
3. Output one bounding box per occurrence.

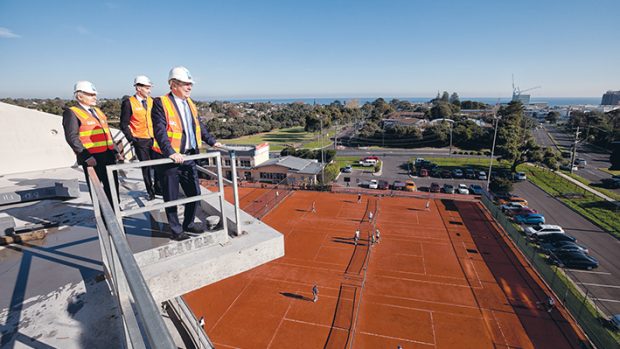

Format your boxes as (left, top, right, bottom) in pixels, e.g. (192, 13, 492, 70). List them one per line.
(183, 101, 196, 150)
(141, 99, 147, 109)
(89, 108, 99, 120)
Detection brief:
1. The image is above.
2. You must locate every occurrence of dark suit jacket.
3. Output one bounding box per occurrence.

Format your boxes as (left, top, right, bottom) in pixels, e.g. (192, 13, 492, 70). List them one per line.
(62, 105, 117, 165)
(151, 93, 217, 157)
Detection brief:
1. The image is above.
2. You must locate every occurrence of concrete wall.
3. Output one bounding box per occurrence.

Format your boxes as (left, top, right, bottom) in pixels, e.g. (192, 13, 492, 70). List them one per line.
(0, 102, 129, 176)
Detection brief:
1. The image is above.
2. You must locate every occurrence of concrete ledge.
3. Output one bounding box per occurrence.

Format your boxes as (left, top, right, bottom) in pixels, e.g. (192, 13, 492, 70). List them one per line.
(134, 228, 229, 266)
(139, 223, 284, 303)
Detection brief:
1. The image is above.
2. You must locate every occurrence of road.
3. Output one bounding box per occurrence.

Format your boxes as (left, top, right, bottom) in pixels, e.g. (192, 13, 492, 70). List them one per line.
(514, 181, 620, 316)
(534, 125, 616, 188)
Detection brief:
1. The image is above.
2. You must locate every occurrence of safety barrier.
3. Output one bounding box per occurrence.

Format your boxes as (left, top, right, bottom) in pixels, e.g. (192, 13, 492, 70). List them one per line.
(480, 192, 619, 349)
(88, 167, 176, 348)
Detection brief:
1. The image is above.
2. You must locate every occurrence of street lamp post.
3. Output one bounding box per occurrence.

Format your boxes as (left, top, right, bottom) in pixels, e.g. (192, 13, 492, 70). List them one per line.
(487, 115, 500, 191)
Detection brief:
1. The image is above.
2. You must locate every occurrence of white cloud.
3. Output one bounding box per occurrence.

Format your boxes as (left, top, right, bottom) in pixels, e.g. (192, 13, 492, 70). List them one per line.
(0, 27, 21, 39)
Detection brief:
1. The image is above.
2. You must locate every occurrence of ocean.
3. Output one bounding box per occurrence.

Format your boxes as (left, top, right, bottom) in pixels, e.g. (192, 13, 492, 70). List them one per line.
(197, 96, 602, 107)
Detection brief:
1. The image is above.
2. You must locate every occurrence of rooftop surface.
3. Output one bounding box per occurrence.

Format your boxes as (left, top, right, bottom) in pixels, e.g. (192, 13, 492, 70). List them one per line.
(184, 189, 588, 349)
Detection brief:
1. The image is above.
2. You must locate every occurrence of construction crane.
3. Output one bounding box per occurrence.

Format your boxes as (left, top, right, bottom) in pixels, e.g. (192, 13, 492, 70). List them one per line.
(512, 75, 541, 104)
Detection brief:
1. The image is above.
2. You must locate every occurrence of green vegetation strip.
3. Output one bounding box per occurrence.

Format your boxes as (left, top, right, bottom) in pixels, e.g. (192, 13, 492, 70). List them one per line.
(562, 171, 620, 201)
(520, 166, 620, 239)
(221, 126, 335, 151)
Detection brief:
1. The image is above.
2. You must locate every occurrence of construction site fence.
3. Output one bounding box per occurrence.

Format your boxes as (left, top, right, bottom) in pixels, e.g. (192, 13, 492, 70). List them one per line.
(480, 192, 620, 349)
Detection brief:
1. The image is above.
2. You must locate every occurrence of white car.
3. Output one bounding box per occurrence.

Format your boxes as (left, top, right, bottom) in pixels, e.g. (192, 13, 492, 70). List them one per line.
(457, 184, 469, 194)
(525, 224, 565, 237)
(478, 171, 487, 180)
(501, 202, 525, 212)
(513, 172, 527, 181)
(368, 179, 378, 189)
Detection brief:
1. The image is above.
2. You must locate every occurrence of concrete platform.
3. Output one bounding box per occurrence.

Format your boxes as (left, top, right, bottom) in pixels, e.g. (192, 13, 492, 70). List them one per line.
(0, 164, 284, 348)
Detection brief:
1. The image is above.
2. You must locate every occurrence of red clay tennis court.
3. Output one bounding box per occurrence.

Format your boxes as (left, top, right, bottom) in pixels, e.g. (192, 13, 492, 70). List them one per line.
(184, 188, 588, 348)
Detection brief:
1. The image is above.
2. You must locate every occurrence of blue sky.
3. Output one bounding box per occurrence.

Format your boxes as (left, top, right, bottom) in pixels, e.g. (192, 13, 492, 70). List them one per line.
(0, 0, 618, 99)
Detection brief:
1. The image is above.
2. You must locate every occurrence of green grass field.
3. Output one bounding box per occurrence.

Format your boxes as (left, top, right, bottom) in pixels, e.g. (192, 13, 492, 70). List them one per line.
(221, 126, 334, 151)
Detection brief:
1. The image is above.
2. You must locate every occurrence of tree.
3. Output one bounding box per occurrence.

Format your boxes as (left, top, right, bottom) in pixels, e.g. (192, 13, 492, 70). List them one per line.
(430, 102, 453, 119)
(545, 111, 560, 124)
(449, 92, 460, 106)
(542, 147, 560, 170)
(490, 177, 513, 194)
(495, 101, 542, 172)
(610, 143, 620, 170)
(441, 91, 450, 102)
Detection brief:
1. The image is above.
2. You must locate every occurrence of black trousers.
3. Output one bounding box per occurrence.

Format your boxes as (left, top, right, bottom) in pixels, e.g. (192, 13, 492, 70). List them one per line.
(82, 150, 119, 206)
(132, 138, 159, 196)
(155, 159, 200, 235)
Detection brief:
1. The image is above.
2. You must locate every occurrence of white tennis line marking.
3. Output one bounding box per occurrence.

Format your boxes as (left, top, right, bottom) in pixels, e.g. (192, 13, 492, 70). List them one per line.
(580, 283, 620, 289)
(266, 301, 292, 348)
(357, 331, 435, 346)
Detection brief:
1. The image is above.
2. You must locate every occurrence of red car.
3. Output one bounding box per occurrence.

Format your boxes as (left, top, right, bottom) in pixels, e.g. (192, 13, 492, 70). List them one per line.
(506, 207, 538, 217)
(419, 168, 429, 177)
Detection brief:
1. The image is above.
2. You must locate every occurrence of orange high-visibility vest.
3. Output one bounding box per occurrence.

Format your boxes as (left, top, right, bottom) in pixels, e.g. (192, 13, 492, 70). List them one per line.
(128, 96, 154, 138)
(152, 94, 201, 154)
(70, 106, 115, 154)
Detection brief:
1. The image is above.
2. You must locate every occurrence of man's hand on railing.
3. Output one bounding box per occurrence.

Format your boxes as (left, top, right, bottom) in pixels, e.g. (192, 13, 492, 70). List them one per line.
(169, 153, 184, 164)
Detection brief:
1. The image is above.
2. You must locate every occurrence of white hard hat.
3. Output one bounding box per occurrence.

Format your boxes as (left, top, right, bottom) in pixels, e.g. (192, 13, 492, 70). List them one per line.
(74, 81, 97, 94)
(134, 75, 153, 86)
(168, 66, 194, 84)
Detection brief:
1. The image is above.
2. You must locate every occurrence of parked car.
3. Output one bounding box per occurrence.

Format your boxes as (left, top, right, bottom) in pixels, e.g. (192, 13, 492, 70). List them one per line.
(514, 213, 545, 225)
(443, 183, 455, 194)
(341, 165, 352, 173)
(405, 180, 417, 192)
(430, 167, 442, 177)
(609, 314, 620, 331)
(513, 172, 527, 181)
(575, 158, 587, 168)
(392, 180, 406, 190)
(478, 171, 487, 180)
(430, 182, 441, 193)
(500, 202, 526, 212)
(457, 184, 469, 194)
(497, 195, 528, 207)
(506, 207, 538, 217)
(540, 241, 589, 255)
(368, 180, 378, 189)
(550, 250, 599, 270)
(469, 184, 483, 195)
(536, 232, 576, 244)
(359, 160, 375, 167)
(453, 169, 464, 178)
(377, 180, 389, 190)
(419, 168, 429, 177)
(525, 224, 564, 237)
(415, 157, 425, 165)
(601, 178, 620, 189)
(560, 163, 579, 172)
(465, 168, 476, 179)
(441, 169, 452, 178)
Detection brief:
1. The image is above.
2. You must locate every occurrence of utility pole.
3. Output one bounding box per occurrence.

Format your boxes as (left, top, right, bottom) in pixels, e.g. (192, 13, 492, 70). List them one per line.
(570, 126, 580, 174)
(320, 117, 325, 183)
(449, 123, 453, 157)
(487, 112, 500, 191)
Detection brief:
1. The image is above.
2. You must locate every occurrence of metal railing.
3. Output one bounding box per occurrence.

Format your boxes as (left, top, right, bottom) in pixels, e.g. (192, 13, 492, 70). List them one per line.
(480, 192, 619, 349)
(105, 149, 242, 237)
(88, 167, 176, 349)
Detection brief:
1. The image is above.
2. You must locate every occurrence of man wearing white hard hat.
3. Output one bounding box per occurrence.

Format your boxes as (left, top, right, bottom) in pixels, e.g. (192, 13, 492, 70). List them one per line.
(151, 66, 221, 241)
(62, 81, 124, 204)
(120, 75, 160, 200)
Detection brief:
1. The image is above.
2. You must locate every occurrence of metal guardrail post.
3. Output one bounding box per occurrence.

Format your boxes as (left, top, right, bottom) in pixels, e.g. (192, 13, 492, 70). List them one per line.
(229, 150, 242, 236)
(214, 153, 229, 237)
(88, 168, 175, 349)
